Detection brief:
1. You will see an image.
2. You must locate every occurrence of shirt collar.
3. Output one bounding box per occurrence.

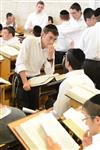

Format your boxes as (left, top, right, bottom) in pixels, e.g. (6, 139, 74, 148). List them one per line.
(65, 69, 84, 78)
(92, 133, 100, 143)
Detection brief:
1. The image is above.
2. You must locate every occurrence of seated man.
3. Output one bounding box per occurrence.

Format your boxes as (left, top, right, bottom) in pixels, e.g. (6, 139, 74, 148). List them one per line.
(47, 94, 100, 150)
(0, 104, 25, 144)
(55, 10, 73, 64)
(53, 48, 95, 118)
(32, 25, 42, 37)
(0, 26, 20, 48)
(82, 94, 100, 149)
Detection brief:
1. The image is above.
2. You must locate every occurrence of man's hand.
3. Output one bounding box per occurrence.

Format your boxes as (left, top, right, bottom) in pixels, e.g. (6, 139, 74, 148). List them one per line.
(46, 136, 61, 150)
(23, 81, 31, 91)
(47, 45, 55, 60)
(82, 130, 92, 148)
(19, 71, 31, 91)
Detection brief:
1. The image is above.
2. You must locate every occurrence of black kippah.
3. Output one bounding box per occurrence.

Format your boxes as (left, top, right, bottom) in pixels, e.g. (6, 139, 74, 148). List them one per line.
(90, 94, 100, 105)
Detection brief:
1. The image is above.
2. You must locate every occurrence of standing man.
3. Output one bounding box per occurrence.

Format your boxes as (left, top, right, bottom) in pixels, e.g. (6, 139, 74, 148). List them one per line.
(15, 24, 58, 110)
(55, 10, 73, 64)
(83, 8, 96, 27)
(3, 13, 17, 29)
(69, 3, 86, 47)
(79, 22, 100, 89)
(24, 1, 48, 32)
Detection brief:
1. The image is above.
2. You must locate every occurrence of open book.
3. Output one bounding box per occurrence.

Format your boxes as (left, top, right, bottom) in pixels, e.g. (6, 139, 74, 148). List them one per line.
(28, 73, 66, 87)
(63, 107, 89, 140)
(0, 45, 19, 59)
(0, 77, 11, 85)
(65, 85, 100, 104)
(0, 55, 4, 61)
(8, 112, 79, 150)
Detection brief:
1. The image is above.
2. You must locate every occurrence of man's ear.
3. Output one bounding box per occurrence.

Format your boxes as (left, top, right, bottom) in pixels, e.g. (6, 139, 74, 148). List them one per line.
(95, 116, 100, 125)
(41, 32, 46, 38)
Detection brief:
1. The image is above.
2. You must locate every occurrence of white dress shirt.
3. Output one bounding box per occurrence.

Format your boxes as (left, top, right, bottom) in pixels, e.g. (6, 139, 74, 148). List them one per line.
(2, 22, 17, 29)
(69, 16, 86, 48)
(53, 70, 95, 117)
(24, 11, 48, 30)
(79, 22, 100, 60)
(15, 36, 54, 77)
(84, 133, 100, 150)
(56, 21, 73, 52)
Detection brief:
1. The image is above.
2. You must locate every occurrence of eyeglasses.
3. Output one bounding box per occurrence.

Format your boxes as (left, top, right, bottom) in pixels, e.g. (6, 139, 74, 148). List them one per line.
(82, 116, 96, 122)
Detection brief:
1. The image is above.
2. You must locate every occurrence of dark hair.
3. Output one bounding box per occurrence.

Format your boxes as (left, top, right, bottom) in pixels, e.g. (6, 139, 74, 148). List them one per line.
(37, 1, 44, 6)
(43, 24, 59, 36)
(94, 7, 100, 17)
(60, 10, 69, 20)
(3, 26, 15, 37)
(70, 3, 81, 11)
(6, 12, 13, 19)
(48, 16, 54, 24)
(83, 94, 100, 119)
(66, 48, 85, 70)
(83, 8, 95, 21)
(33, 25, 42, 37)
(0, 23, 3, 31)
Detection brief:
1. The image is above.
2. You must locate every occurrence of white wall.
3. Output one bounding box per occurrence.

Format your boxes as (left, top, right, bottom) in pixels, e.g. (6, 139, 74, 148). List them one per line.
(0, 0, 100, 26)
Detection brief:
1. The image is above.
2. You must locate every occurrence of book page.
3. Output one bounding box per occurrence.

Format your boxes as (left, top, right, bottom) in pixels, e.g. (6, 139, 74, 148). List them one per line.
(15, 113, 47, 150)
(55, 74, 66, 81)
(0, 46, 19, 58)
(40, 113, 79, 150)
(14, 112, 79, 150)
(28, 74, 55, 87)
(0, 106, 11, 119)
(66, 86, 96, 104)
(0, 77, 11, 85)
(81, 85, 100, 95)
(63, 107, 89, 132)
(0, 55, 4, 61)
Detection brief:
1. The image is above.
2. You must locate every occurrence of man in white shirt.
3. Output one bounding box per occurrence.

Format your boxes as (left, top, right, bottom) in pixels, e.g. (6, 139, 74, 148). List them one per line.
(83, 8, 96, 27)
(46, 94, 100, 150)
(79, 22, 100, 89)
(82, 94, 100, 150)
(2, 12, 17, 30)
(53, 48, 95, 118)
(55, 10, 73, 64)
(0, 26, 20, 47)
(94, 7, 100, 22)
(15, 24, 58, 110)
(24, 1, 48, 32)
(69, 3, 86, 47)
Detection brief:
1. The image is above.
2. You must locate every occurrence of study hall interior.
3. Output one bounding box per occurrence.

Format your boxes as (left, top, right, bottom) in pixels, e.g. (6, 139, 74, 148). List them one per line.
(0, 0, 100, 150)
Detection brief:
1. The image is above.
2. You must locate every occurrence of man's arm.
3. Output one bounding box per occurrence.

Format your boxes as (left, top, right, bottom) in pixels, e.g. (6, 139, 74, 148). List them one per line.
(15, 38, 31, 91)
(44, 45, 55, 74)
(24, 15, 33, 32)
(19, 71, 31, 91)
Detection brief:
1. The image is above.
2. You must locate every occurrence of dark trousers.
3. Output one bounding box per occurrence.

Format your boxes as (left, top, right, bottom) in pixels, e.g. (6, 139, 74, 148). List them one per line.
(83, 59, 100, 89)
(55, 51, 66, 64)
(16, 75, 39, 110)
